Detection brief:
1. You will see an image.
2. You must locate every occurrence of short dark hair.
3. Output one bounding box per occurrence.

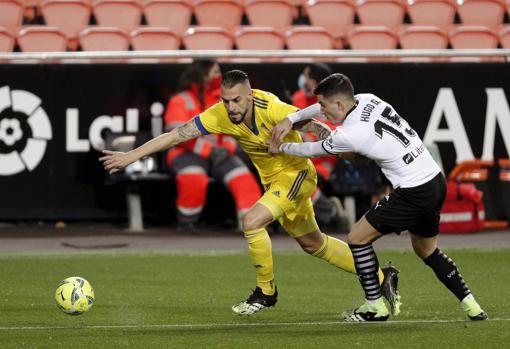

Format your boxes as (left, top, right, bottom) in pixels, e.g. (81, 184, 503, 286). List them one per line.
(221, 70, 249, 89)
(314, 73, 354, 99)
(306, 63, 332, 83)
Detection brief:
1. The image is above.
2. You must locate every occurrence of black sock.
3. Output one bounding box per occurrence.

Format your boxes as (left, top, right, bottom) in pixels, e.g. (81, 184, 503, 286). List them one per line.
(423, 248, 471, 301)
(349, 243, 381, 301)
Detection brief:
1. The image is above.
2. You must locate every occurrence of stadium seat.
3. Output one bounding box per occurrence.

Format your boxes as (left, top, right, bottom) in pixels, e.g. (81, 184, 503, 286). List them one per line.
(347, 26, 398, 49)
(356, 0, 406, 31)
(304, 0, 356, 44)
(499, 26, 510, 49)
(457, 0, 505, 30)
(399, 26, 448, 62)
(235, 27, 285, 49)
(130, 27, 180, 50)
(399, 26, 448, 48)
(0, 0, 24, 34)
(406, 0, 457, 32)
(449, 25, 499, 48)
(40, 0, 92, 50)
(93, 0, 143, 33)
(144, 0, 193, 34)
(449, 25, 500, 61)
(245, 0, 294, 33)
(285, 26, 334, 49)
(17, 26, 68, 51)
(79, 26, 130, 50)
(182, 26, 234, 49)
(193, 0, 244, 33)
(0, 27, 15, 52)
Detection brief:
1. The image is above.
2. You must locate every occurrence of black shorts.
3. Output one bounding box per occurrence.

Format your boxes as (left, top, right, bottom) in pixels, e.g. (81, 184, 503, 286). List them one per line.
(365, 172, 446, 238)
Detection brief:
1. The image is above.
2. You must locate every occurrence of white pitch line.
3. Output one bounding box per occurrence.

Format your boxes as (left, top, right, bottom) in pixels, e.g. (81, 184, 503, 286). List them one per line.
(0, 318, 509, 331)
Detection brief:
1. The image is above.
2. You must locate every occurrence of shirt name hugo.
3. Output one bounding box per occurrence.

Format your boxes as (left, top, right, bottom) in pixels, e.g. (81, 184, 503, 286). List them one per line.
(360, 98, 382, 122)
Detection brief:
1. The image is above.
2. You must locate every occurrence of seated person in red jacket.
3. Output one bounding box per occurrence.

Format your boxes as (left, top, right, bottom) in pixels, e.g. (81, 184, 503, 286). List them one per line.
(164, 60, 261, 229)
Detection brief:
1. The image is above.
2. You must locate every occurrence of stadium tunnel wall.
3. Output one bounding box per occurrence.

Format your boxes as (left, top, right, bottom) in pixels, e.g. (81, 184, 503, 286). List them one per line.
(0, 63, 509, 221)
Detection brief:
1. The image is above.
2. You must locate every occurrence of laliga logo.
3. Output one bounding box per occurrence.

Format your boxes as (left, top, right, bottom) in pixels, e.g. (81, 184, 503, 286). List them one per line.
(0, 86, 52, 176)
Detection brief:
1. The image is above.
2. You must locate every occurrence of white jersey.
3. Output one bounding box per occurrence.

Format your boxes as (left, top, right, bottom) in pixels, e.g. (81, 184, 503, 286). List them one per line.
(281, 93, 441, 188)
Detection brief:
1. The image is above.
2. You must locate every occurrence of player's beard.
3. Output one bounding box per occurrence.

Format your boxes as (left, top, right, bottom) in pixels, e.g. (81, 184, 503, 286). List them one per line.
(229, 109, 247, 124)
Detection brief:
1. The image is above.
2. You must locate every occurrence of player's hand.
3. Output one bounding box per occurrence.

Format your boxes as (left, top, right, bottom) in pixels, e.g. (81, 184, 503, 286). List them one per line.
(270, 117, 292, 145)
(267, 139, 282, 154)
(99, 150, 134, 174)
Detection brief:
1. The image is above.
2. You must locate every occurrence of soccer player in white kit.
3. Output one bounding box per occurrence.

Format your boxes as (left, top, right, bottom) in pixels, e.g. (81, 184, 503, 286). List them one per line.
(269, 73, 487, 322)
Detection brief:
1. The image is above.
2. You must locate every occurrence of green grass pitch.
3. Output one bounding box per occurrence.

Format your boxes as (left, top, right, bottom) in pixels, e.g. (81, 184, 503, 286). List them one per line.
(0, 249, 509, 348)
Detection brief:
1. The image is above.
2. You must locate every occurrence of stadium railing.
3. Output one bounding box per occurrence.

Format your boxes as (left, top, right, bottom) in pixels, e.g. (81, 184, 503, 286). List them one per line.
(0, 48, 510, 63)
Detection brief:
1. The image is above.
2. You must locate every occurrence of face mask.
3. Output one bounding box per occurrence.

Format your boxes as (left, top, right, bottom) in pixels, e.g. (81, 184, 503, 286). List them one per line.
(209, 76, 222, 90)
(298, 74, 306, 91)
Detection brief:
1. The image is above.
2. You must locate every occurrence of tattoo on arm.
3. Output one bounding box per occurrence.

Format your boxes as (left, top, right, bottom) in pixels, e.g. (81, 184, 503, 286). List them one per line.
(176, 121, 202, 141)
(298, 120, 331, 140)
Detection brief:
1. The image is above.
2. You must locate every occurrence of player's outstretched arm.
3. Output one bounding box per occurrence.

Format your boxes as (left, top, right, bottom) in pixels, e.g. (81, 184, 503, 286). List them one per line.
(295, 119, 331, 140)
(270, 103, 322, 145)
(99, 120, 202, 174)
(269, 140, 329, 158)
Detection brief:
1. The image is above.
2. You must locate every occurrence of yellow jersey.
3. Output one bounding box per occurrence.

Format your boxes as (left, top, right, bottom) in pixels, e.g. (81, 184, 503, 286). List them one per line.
(194, 89, 313, 184)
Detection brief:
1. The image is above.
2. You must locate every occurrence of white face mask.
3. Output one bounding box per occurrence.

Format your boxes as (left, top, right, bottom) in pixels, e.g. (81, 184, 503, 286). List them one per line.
(298, 74, 306, 91)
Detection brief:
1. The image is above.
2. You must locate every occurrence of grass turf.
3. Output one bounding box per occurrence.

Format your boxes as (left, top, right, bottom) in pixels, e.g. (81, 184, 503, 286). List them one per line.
(0, 249, 509, 348)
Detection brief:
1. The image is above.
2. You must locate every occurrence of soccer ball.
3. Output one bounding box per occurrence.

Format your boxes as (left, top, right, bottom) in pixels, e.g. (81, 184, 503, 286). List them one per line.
(55, 276, 95, 315)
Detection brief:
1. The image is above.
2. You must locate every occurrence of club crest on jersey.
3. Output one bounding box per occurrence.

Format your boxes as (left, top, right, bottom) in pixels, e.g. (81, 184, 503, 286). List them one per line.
(272, 191, 280, 197)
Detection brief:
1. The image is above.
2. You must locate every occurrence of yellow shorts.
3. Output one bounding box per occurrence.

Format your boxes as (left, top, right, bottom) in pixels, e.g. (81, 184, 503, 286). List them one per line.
(258, 163, 319, 238)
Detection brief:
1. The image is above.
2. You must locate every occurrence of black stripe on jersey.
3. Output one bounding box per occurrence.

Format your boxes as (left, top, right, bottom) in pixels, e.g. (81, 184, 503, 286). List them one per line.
(287, 170, 307, 200)
(321, 140, 338, 155)
(253, 96, 269, 106)
(254, 101, 268, 109)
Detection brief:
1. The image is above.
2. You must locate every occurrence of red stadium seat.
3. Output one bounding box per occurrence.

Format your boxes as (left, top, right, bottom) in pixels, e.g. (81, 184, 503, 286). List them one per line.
(0, 0, 24, 34)
(347, 26, 398, 49)
(193, 0, 244, 33)
(399, 25, 448, 62)
(235, 27, 285, 49)
(17, 26, 68, 52)
(399, 25, 448, 48)
(130, 27, 180, 50)
(457, 0, 505, 30)
(245, 0, 294, 33)
(182, 26, 234, 49)
(0, 27, 15, 52)
(79, 26, 130, 50)
(304, 0, 355, 42)
(499, 26, 510, 49)
(93, 0, 143, 33)
(356, 0, 406, 31)
(449, 25, 499, 48)
(41, 0, 92, 50)
(406, 0, 456, 32)
(449, 25, 500, 62)
(144, 0, 193, 34)
(285, 26, 335, 49)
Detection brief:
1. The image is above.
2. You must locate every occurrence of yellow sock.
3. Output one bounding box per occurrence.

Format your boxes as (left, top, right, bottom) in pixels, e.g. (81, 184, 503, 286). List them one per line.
(244, 228, 275, 295)
(313, 233, 384, 284)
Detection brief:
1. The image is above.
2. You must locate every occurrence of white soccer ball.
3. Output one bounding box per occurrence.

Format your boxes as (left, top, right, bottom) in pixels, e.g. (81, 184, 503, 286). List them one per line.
(55, 276, 95, 315)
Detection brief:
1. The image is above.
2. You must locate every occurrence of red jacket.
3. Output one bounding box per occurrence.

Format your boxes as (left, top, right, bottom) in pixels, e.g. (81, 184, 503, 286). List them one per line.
(164, 84, 236, 164)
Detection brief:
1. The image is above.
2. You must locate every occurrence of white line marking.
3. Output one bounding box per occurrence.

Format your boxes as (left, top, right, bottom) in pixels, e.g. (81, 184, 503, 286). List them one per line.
(1, 318, 508, 331)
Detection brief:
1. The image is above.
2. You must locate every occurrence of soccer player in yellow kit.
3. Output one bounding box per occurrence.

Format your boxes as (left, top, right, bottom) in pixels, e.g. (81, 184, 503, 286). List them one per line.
(100, 70, 399, 316)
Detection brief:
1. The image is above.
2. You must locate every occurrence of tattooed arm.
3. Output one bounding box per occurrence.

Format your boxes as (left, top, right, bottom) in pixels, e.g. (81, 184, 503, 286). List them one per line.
(293, 119, 331, 140)
(99, 120, 202, 174)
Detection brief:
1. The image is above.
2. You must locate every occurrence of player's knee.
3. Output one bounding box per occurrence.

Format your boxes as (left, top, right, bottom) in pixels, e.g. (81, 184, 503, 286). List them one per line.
(241, 213, 265, 232)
